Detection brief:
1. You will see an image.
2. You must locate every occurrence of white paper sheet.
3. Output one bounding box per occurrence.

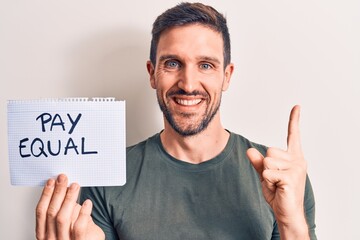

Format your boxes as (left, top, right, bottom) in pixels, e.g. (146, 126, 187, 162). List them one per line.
(7, 98, 126, 187)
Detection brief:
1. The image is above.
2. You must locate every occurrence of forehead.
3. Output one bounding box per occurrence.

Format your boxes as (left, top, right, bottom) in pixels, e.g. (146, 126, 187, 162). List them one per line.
(156, 24, 224, 61)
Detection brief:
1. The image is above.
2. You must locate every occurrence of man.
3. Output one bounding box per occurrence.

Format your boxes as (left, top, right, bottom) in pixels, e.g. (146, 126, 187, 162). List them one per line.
(35, 2, 316, 240)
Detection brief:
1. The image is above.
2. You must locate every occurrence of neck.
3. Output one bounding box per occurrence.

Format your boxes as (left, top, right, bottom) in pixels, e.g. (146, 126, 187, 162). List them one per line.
(160, 116, 230, 164)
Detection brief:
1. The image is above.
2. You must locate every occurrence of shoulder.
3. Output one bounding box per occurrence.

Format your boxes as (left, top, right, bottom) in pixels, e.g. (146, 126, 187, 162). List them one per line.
(126, 133, 160, 169)
(126, 132, 160, 155)
(81, 133, 161, 199)
(80, 133, 162, 217)
(229, 131, 268, 156)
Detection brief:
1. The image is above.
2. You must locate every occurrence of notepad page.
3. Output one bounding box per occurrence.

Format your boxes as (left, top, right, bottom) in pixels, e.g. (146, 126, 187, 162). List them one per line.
(7, 98, 126, 187)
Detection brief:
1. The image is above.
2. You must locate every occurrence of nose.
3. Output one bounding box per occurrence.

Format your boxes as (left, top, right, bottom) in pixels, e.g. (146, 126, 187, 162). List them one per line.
(177, 65, 199, 93)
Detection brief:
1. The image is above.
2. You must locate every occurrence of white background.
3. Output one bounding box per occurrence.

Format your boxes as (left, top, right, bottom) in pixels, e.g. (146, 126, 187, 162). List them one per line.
(1, 0, 359, 239)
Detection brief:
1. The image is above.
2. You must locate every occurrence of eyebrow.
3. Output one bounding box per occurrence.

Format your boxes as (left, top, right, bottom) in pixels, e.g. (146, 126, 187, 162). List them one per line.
(158, 54, 179, 62)
(158, 54, 221, 65)
(197, 56, 221, 65)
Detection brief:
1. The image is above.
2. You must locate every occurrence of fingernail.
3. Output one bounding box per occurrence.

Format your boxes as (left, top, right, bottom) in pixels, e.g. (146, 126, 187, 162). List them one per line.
(83, 199, 92, 207)
(70, 183, 79, 191)
(57, 174, 67, 183)
(47, 179, 55, 187)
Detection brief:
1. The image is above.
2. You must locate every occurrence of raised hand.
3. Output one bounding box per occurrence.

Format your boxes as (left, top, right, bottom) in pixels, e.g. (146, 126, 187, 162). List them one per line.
(35, 174, 105, 240)
(247, 105, 309, 239)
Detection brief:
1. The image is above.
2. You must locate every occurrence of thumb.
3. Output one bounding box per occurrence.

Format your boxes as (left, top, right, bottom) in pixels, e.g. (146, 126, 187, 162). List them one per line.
(247, 148, 265, 178)
(73, 199, 93, 240)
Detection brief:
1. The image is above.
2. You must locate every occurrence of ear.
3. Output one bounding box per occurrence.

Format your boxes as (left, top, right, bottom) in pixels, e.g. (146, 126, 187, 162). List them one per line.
(146, 60, 156, 89)
(222, 63, 234, 91)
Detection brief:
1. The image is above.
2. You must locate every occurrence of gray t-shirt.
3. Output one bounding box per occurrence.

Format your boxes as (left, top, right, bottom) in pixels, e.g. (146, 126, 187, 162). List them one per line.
(80, 132, 316, 240)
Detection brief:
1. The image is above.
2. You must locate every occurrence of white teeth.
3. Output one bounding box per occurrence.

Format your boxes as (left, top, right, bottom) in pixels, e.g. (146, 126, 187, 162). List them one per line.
(176, 98, 201, 106)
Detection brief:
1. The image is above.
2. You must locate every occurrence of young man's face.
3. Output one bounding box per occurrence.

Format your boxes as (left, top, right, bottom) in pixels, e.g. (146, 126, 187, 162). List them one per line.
(147, 24, 233, 136)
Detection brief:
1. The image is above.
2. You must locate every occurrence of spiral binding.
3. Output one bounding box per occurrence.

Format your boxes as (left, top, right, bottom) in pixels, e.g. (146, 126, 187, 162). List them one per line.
(8, 97, 118, 104)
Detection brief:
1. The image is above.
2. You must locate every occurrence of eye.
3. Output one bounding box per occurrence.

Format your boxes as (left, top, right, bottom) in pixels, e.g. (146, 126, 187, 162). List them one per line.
(200, 63, 213, 70)
(165, 60, 181, 69)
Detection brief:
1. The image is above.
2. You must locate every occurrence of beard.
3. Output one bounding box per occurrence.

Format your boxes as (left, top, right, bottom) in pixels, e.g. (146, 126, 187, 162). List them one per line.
(157, 89, 221, 137)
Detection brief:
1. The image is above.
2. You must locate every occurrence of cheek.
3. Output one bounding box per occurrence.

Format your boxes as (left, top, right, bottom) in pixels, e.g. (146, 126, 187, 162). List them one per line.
(154, 80, 170, 103)
(203, 77, 225, 96)
(154, 70, 169, 87)
(155, 71, 178, 92)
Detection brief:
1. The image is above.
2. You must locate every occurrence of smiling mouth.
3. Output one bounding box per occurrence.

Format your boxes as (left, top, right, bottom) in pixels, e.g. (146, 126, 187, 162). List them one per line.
(175, 98, 202, 106)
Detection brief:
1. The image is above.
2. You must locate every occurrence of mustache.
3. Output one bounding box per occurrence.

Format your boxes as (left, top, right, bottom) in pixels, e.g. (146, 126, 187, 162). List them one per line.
(167, 89, 208, 98)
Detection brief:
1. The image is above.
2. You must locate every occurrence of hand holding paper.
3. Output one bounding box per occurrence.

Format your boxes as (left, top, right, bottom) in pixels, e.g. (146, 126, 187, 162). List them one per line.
(36, 174, 105, 240)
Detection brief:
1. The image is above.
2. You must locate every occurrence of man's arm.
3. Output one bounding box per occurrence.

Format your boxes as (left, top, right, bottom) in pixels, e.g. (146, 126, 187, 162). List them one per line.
(247, 105, 312, 239)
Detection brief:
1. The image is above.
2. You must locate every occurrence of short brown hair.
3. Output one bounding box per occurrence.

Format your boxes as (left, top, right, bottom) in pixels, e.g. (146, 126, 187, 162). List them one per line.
(150, 2, 231, 69)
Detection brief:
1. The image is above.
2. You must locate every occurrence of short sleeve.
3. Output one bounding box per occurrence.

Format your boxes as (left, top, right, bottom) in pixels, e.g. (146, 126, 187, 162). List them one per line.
(304, 175, 317, 240)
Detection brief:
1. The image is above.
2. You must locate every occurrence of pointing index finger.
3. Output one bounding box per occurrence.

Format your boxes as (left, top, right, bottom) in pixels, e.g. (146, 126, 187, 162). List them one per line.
(287, 105, 302, 153)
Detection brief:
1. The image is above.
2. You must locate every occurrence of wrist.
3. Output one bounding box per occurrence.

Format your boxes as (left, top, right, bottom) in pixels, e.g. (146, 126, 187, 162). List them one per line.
(277, 216, 309, 240)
